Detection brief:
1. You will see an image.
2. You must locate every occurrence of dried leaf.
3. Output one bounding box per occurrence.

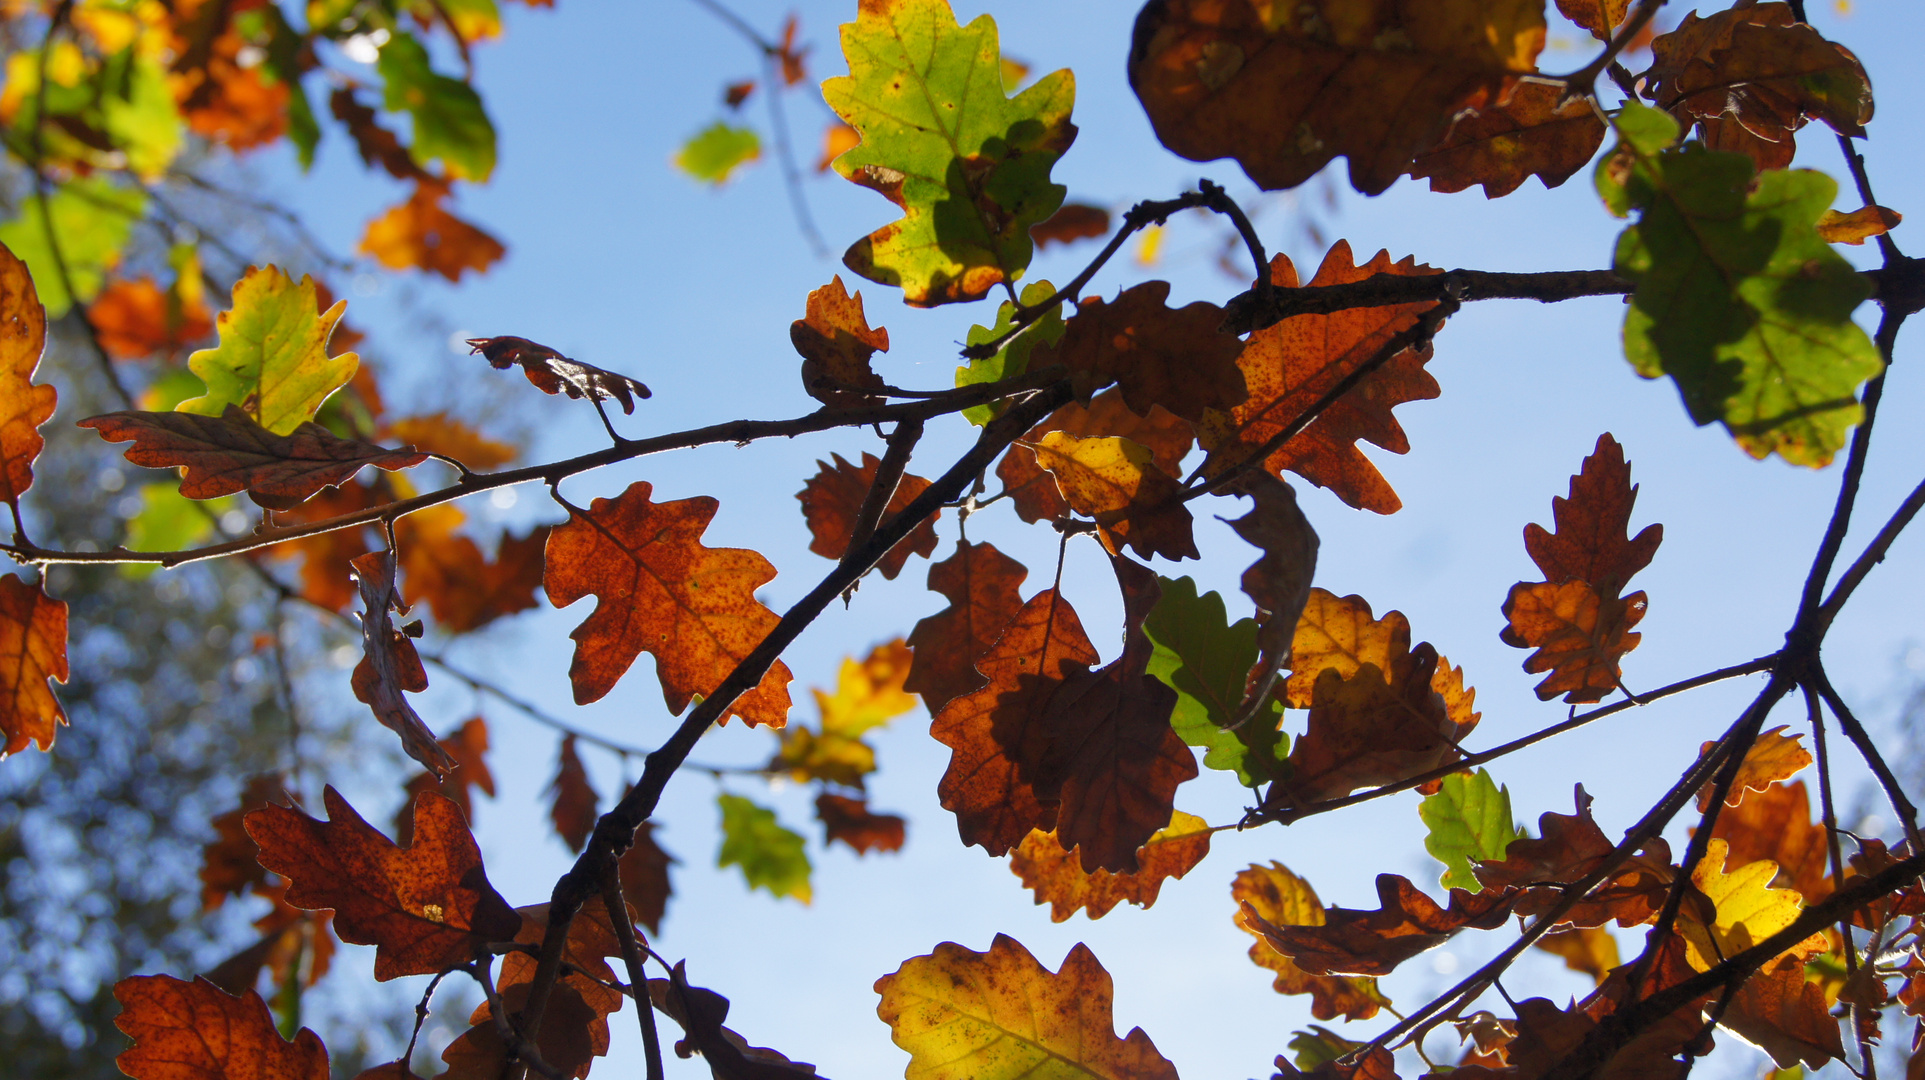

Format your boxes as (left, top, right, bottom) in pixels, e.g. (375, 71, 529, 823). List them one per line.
(349, 550, 451, 776)
(1818, 205, 1901, 246)
(1720, 956, 1845, 1069)
(1231, 862, 1391, 1021)
(548, 734, 599, 853)
(329, 87, 431, 182)
(1030, 202, 1110, 247)
(398, 522, 551, 634)
(1030, 280, 1246, 423)
(1697, 725, 1813, 811)
(442, 902, 630, 1080)
(1226, 472, 1318, 714)
(1409, 82, 1607, 198)
(0, 573, 68, 758)
(1558, 0, 1630, 41)
(359, 179, 506, 283)
(1284, 589, 1410, 707)
(998, 388, 1193, 525)
(1475, 787, 1674, 928)
(649, 962, 822, 1080)
(1242, 872, 1515, 977)
(1011, 810, 1211, 922)
(393, 717, 494, 847)
(200, 774, 284, 910)
(264, 478, 383, 612)
(245, 786, 522, 980)
(0, 239, 56, 507)
(792, 276, 889, 408)
(1677, 838, 1830, 974)
(815, 793, 906, 854)
(544, 481, 792, 722)
(468, 335, 651, 414)
(114, 975, 327, 1080)
(904, 540, 1028, 718)
(1535, 926, 1621, 985)
(1031, 431, 1197, 561)
(620, 821, 676, 936)
(1284, 642, 1475, 805)
(796, 452, 940, 579)
(1709, 780, 1830, 902)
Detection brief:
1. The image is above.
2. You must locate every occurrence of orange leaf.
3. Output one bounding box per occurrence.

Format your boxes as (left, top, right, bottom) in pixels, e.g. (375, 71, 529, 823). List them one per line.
(815, 121, 860, 173)
(393, 717, 494, 846)
(1708, 779, 1831, 902)
(1818, 205, 1902, 246)
(79, 406, 429, 510)
(360, 180, 506, 283)
(544, 480, 793, 722)
(0, 573, 69, 757)
(1518, 433, 1664, 591)
(619, 821, 676, 936)
(1720, 956, 1846, 1069)
(791, 276, 889, 408)
(903, 539, 1028, 717)
(245, 786, 522, 980)
(114, 975, 327, 1080)
(1284, 589, 1411, 708)
(1534, 926, 1621, 986)
(1030, 202, 1111, 247)
(1283, 641, 1475, 805)
(1697, 725, 1813, 811)
(1031, 281, 1247, 423)
(998, 388, 1192, 525)
(1408, 82, 1607, 198)
(1242, 872, 1515, 977)
(349, 550, 452, 776)
(795, 451, 939, 579)
(1031, 431, 1197, 561)
(468, 335, 651, 414)
(442, 902, 631, 1080)
(87, 276, 213, 359)
(1557, 0, 1630, 41)
(385, 413, 517, 471)
(548, 734, 599, 853)
(398, 522, 551, 634)
(170, 32, 289, 152)
(1012, 810, 1212, 922)
(0, 239, 55, 508)
(200, 774, 285, 910)
(1232, 862, 1389, 1022)
(1199, 243, 1443, 514)
(1128, 0, 1544, 194)
(815, 792, 905, 854)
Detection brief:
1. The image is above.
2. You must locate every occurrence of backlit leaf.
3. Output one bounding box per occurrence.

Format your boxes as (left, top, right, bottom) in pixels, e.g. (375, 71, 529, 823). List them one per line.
(717, 793, 812, 903)
(1225, 472, 1319, 716)
(177, 265, 360, 435)
(1232, 863, 1390, 1022)
(1817, 205, 1900, 246)
(1697, 725, 1812, 811)
(1283, 589, 1410, 708)
(796, 451, 940, 580)
(384, 413, 516, 470)
(1031, 431, 1197, 561)
(1557, 0, 1629, 41)
(398, 522, 551, 634)
(998, 388, 1192, 524)
(1283, 642, 1477, 805)
(1010, 810, 1211, 922)
(245, 786, 522, 980)
(377, 31, 496, 181)
(1475, 787, 1674, 928)
(1534, 926, 1621, 985)
(88, 275, 213, 359)
(1600, 102, 1881, 465)
(114, 975, 327, 1080)
(824, 0, 1077, 306)
(647, 963, 822, 1080)
(0, 574, 69, 758)
(468, 335, 651, 413)
(1198, 244, 1443, 514)
(1030, 280, 1246, 423)
(792, 276, 889, 408)
(348, 550, 451, 776)
(0, 179, 145, 317)
(675, 122, 762, 186)
(904, 540, 1027, 718)
(1128, 0, 1546, 194)
(1677, 838, 1829, 973)
(620, 822, 676, 936)
(1709, 780, 1830, 902)
(544, 480, 793, 721)
(392, 717, 494, 846)
(1720, 957, 1845, 1070)
(1420, 769, 1520, 893)
(1242, 872, 1516, 977)
(0, 240, 55, 507)
(1030, 203, 1110, 247)
(958, 281, 1066, 425)
(816, 793, 906, 855)
(817, 639, 917, 738)
(359, 179, 506, 283)
(1408, 82, 1606, 198)
(875, 934, 1178, 1080)
(441, 901, 627, 1080)
(547, 734, 598, 853)
(1142, 576, 1287, 787)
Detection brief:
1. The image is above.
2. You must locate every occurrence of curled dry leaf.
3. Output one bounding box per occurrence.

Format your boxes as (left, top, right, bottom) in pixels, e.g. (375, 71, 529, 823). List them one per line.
(1243, 872, 1516, 977)
(903, 540, 1028, 718)
(791, 275, 889, 408)
(1225, 472, 1318, 717)
(1199, 243, 1443, 514)
(875, 934, 1177, 1080)
(650, 961, 823, 1080)
(0, 238, 56, 508)
(1128, 0, 1545, 194)
(0, 574, 69, 758)
(1696, 724, 1811, 811)
(245, 786, 522, 980)
(998, 388, 1192, 525)
(796, 451, 939, 580)
(1010, 810, 1212, 923)
(547, 733, 599, 853)
(1408, 82, 1607, 198)
(79, 405, 428, 510)
(468, 335, 651, 414)
(1817, 205, 1901, 246)
(1029, 280, 1246, 422)
(114, 974, 328, 1080)
(349, 550, 453, 776)
(1232, 862, 1389, 1022)
(359, 179, 506, 283)
(544, 480, 793, 722)
(815, 792, 906, 854)
(1031, 431, 1197, 561)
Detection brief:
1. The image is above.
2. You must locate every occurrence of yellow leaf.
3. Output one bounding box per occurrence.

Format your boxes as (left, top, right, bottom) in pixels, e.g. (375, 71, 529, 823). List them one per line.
(1284, 589, 1412, 708)
(1010, 810, 1212, 922)
(1698, 725, 1813, 810)
(177, 266, 359, 435)
(1816, 205, 1900, 246)
(1679, 839, 1829, 973)
(1031, 431, 1196, 560)
(816, 639, 916, 738)
(1231, 862, 1390, 1022)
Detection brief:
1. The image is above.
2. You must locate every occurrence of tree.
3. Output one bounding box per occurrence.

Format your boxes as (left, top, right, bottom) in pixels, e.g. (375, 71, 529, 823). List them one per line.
(3, 0, 1924, 1078)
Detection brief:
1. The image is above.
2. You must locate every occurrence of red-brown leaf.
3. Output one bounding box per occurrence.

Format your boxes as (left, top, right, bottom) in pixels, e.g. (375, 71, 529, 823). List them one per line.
(393, 717, 494, 846)
(815, 792, 905, 854)
(1030, 280, 1246, 423)
(791, 276, 890, 408)
(398, 522, 551, 633)
(1030, 202, 1111, 248)
(0, 573, 69, 757)
(796, 451, 939, 580)
(361, 180, 506, 283)
(1242, 873, 1516, 977)
(548, 734, 599, 853)
(903, 540, 1028, 717)
(349, 550, 451, 776)
(441, 902, 631, 1080)
(469, 335, 651, 413)
(201, 774, 285, 910)
(998, 388, 1193, 525)
(114, 975, 328, 1080)
(619, 821, 676, 936)
(0, 239, 55, 508)
(1408, 82, 1607, 198)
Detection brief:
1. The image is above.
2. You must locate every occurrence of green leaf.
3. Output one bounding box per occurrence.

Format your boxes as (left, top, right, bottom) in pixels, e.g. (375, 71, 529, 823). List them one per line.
(955, 280, 1064, 425)
(101, 51, 184, 181)
(716, 793, 812, 903)
(823, 0, 1076, 306)
(1143, 576, 1287, 788)
(0, 179, 145, 318)
(377, 30, 496, 182)
(258, 5, 320, 169)
(121, 484, 235, 580)
(673, 122, 762, 186)
(176, 266, 360, 435)
(1601, 102, 1882, 467)
(1419, 768, 1518, 893)
(1289, 1026, 1365, 1072)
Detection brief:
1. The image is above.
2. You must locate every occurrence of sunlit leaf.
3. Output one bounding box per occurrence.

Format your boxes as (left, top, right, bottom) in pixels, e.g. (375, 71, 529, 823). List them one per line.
(377, 30, 496, 181)
(177, 266, 360, 435)
(114, 975, 328, 1080)
(1232, 862, 1390, 1022)
(674, 121, 762, 186)
(1142, 576, 1287, 787)
(1010, 810, 1211, 922)
(717, 793, 812, 903)
(359, 179, 506, 282)
(1420, 769, 1519, 892)
(958, 281, 1066, 425)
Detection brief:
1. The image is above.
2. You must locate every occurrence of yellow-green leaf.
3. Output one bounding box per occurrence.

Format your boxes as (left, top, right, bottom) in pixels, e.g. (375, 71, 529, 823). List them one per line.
(377, 30, 496, 182)
(716, 793, 811, 904)
(0, 180, 145, 318)
(674, 122, 762, 186)
(177, 267, 359, 435)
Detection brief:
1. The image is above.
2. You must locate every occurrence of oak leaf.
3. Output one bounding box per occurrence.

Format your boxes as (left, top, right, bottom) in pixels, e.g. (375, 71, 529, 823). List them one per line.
(904, 540, 1027, 718)
(1198, 244, 1443, 513)
(1719, 955, 1845, 1070)
(262, 477, 383, 612)
(1504, 991, 1700, 1080)
(1283, 588, 1411, 708)
(201, 774, 285, 910)
(393, 717, 495, 847)
(998, 388, 1192, 524)
(1226, 472, 1319, 716)
(1229, 863, 1388, 1022)
(1677, 838, 1830, 974)
(1010, 810, 1211, 922)
(245, 786, 522, 980)
(1242, 872, 1516, 977)
(0, 574, 69, 757)
(815, 792, 906, 854)
(1029, 280, 1246, 422)
(791, 276, 889, 408)
(544, 481, 792, 722)
(1031, 431, 1197, 561)
(79, 406, 428, 510)
(1142, 576, 1287, 787)
(548, 734, 599, 853)
(1818, 205, 1901, 246)
(1283, 642, 1476, 805)
(442, 902, 630, 1080)
(0, 239, 56, 508)
(1030, 202, 1110, 248)
(796, 452, 940, 580)
(621, 821, 677, 936)
(1475, 787, 1674, 928)
(1708, 779, 1830, 902)
(384, 413, 517, 471)
(649, 962, 822, 1080)
(958, 281, 1067, 426)
(374, 31, 496, 182)
(1696, 725, 1812, 811)
(1557, 0, 1629, 41)
(359, 179, 506, 283)
(1408, 82, 1606, 198)
(468, 335, 651, 413)
(201, 879, 339, 998)
(718, 793, 812, 903)
(114, 975, 327, 1080)
(169, 31, 290, 152)
(329, 87, 432, 183)
(1128, 0, 1545, 194)
(398, 520, 551, 634)
(875, 934, 1177, 1080)
(773, 640, 918, 788)
(1420, 769, 1519, 893)
(1534, 926, 1621, 985)
(349, 549, 452, 776)
(824, 0, 1077, 306)
(87, 275, 213, 359)
(675, 122, 763, 186)
(177, 265, 360, 435)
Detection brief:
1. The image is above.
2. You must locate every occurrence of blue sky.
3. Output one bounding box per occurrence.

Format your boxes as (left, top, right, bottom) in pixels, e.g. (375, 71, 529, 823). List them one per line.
(239, 2, 1925, 1076)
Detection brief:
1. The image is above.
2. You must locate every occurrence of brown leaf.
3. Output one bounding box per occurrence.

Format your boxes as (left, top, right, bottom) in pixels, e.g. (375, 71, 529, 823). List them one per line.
(0, 574, 69, 757)
(1534, 926, 1622, 986)
(114, 975, 328, 1080)
(385, 412, 517, 471)
(1696, 725, 1812, 811)
(398, 520, 551, 634)
(1011, 810, 1212, 922)
(814, 793, 905, 854)
(548, 734, 599, 853)
(904, 540, 1028, 717)
(1645, 4, 1874, 173)
(795, 452, 939, 579)
(1128, 0, 1545, 194)
(442, 902, 631, 1080)
(200, 774, 284, 910)
(1030, 432, 1198, 561)
(1030, 202, 1111, 247)
(1818, 205, 1902, 246)
(469, 335, 651, 414)
(87, 276, 213, 359)
(1199, 244, 1443, 513)
(393, 717, 495, 847)
(348, 550, 452, 776)
(620, 821, 677, 936)
(1519, 433, 1664, 590)
(1243, 872, 1515, 977)
(1408, 82, 1607, 198)
(79, 406, 428, 510)
(650, 962, 822, 1080)
(791, 276, 889, 408)
(1720, 956, 1846, 1070)
(1558, 0, 1630, 41)
(998, 388, 1193, 525)
(932, 588, 1098, 856)
(544, 481, 792, 721)
(1232, 863, 1389, 1022)
(1506, 991, 1700, 1080)
(1708, 780, 1831, 902)
(360, 179, 506, 283)
(724, 80, 757, 109)
(1283, 642, 1474, 805)
(247, 786, 521, 980)
(0, 240, 54, 508)
(1031, 281, 1246, 423)
(330, 87, 431, 182)
(1475, 787, 1675, 929)
(1226, 472, 1318, 713)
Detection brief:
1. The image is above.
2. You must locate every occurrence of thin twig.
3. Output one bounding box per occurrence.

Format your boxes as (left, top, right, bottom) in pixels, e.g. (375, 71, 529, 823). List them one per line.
(1811, 665, 1923, 851)
(602, 878, 666, 1080)
(840, 416, 923, 573)
(1807, 682, 1874, 1075)
(1817, 468, 1925, 628)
